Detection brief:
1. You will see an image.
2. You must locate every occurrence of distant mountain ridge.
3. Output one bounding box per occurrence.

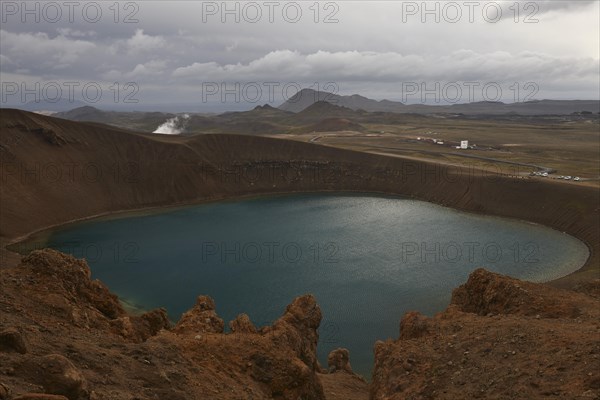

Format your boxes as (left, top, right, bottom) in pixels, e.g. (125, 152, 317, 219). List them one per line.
(279, 89, 398, 113)
(279, 89, 600, 115)
(0, 98, 88, 112)
(54, 106, 175, 132)
(54, 105, 109, 122)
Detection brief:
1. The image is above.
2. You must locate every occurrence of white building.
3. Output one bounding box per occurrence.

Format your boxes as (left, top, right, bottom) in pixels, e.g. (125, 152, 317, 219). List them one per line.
(460, 140, 469, 149)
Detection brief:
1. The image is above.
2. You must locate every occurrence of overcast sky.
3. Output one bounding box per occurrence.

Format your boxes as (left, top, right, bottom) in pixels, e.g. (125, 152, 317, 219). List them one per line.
(1, 0, 599, 111)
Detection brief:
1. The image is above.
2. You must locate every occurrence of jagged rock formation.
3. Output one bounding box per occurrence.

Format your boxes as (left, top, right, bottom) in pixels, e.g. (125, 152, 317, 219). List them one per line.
(0, 250, 326, 399)
(320, 349, 368, 400)
(173, 295, 225, 334)
(371, 269, 600, 399)
(327, 348, 353, 373)
(1, 252, 599, 399)
(229, 314, 258, 334)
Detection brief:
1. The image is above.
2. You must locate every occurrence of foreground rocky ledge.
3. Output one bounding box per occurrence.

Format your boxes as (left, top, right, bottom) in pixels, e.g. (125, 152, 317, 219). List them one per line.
(371, 269, 600, 399)
(0, 250, 336, 399)
(0, 250, 598, 399)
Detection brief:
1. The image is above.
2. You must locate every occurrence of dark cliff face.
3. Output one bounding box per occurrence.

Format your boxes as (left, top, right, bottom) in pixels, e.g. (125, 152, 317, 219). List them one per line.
(1, 109, 598, 286)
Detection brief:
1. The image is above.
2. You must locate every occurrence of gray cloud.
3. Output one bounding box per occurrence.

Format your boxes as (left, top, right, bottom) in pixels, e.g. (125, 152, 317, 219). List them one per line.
(171, 49, 598, 83)
(0, 1, 598, 110)
(533, 0, 597, 13)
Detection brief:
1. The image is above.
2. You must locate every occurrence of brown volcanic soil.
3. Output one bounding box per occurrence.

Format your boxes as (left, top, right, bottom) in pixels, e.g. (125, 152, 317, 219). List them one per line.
(0, 253, 598, 399)
(1, 109, 599, 398)
(371, 269, 600, 399)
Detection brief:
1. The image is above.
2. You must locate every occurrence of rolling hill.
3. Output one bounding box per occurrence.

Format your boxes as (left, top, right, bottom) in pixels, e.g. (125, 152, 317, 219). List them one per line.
(279, 89, 600, 115)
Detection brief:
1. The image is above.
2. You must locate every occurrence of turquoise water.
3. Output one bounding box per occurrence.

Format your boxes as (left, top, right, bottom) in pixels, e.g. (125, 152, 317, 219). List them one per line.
(45, 194, 589, 377)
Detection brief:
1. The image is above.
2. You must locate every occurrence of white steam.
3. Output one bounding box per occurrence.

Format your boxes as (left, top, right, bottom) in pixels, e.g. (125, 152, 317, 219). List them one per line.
(153, 114, 190, 135)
